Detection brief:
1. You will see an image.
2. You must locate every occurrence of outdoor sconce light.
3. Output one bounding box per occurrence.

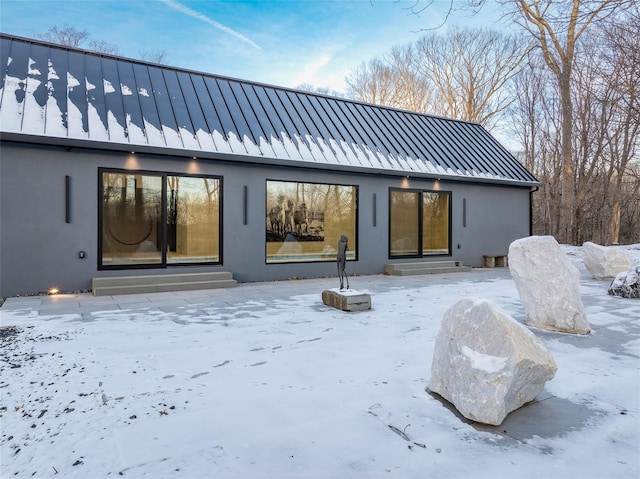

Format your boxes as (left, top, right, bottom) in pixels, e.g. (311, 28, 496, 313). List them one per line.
(372, 193, 377, 227)
(79, 251, 86, 259)
(243, 185, 248, 225)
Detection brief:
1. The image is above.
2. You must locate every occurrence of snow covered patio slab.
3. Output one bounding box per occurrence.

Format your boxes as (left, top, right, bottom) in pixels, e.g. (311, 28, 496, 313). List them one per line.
(1, 247, 639, 478)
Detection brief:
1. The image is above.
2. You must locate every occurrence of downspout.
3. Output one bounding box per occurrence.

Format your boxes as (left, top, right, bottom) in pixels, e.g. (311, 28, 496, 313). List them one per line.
(530, 186, 539, 236)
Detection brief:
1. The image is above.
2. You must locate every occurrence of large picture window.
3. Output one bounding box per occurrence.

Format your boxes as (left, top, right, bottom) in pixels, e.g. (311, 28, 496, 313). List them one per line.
(266, 180, 357, 263)
(100, 169, 221, 268)
(389, 188, 450, 258)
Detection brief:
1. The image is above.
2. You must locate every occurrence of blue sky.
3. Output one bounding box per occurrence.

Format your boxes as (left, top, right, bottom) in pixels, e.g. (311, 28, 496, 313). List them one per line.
(0, 0, 505, 93)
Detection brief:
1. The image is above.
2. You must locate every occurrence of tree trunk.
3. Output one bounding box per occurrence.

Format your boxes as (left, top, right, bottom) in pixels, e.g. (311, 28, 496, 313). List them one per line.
(610, 202, 621, 245)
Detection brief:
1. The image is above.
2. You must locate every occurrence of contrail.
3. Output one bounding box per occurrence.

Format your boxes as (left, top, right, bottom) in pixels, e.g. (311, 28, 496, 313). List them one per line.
(159, 0, 261, 50)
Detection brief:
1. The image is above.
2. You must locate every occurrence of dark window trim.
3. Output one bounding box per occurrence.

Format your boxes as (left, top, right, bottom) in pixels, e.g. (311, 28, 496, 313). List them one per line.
(98, 167, 223, 270)
(388, 187, 452, 259)
(265, 178, 359, 265)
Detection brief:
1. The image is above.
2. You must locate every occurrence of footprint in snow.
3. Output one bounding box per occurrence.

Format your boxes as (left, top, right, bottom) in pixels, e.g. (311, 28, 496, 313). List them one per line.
(213, 360, 231, 368)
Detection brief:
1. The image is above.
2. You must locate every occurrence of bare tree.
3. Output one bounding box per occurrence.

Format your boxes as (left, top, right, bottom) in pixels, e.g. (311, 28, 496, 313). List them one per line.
(509, 4, 639, 244)
(36, 24, 120, 55)
(415, 26, 528, 128)
(509, 56, 563, 236)
(36, 24, 90, 47)
(88, 40, 121, 55)
(596, 7, 640, 244)
(506, 0, 630, 244)
(384, 44, 432, 112)
(346, 27, 526, 131)
(140, 49, 170, 64)
(346, 58, 402, 106)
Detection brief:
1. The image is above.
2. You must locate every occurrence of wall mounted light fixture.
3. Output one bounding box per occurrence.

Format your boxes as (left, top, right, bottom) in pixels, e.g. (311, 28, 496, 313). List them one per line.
(65, 175, 71, 223)
(243, 186, 248, 225)
(373, 193, 377, 227)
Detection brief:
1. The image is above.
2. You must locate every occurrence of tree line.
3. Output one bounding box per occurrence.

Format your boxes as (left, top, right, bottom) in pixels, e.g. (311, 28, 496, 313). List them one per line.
(345, 0, 639, 246)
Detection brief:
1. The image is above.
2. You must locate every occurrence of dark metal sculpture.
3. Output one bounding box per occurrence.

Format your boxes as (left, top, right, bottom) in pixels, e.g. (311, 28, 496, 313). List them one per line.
(337, 234, 349, 290)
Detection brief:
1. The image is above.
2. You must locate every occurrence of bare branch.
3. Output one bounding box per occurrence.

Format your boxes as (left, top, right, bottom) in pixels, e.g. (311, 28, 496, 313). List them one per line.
(139, 49, 170, 64)
(35, 24, 89, 48)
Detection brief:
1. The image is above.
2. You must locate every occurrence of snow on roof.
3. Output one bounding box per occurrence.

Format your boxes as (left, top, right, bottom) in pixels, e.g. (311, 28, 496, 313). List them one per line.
(0, 33, 538, 186)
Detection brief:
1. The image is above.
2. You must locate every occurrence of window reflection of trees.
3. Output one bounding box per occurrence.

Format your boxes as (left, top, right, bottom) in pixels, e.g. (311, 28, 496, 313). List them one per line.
(266, 180, 357, 262)
(167, 176, 220, 263)
(103, 173, 161, 250)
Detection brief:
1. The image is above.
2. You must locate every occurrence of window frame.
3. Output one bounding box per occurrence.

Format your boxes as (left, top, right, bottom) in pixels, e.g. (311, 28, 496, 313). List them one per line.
(388, 187, 452, 259)
(98, 167, 223, 270)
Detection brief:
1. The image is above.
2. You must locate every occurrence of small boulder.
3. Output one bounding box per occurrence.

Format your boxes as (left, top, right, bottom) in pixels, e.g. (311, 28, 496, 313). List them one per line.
(509, 236, 590, 334)
(608, 266, 640, 299)
(582, 241, 633, 280)
(429, 298, 557, 426)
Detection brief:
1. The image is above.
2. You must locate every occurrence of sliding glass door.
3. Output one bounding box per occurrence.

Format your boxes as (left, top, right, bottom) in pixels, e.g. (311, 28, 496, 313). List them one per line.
(99, 169, 221, 269)
(389, 188, 451, 258)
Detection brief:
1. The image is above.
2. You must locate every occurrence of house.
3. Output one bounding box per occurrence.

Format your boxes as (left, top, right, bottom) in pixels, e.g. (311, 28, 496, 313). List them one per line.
(0, 34, 539, 297)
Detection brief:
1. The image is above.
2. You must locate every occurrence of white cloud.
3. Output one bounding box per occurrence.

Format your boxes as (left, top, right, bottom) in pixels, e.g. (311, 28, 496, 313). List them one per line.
(291, 54, 332, 87)
(158, 0, 261, 50)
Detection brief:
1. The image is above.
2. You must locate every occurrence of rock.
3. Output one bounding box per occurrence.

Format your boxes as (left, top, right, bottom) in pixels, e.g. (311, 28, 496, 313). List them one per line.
(429, 298, 557, 426)
(322, 289, 371, 312)
(582, 241, 634, 280)
(508, 236, 590, 334)
(608, 266, 640, 299)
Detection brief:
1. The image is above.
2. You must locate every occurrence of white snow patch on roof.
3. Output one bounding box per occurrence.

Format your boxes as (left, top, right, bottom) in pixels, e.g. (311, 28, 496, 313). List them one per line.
(47, 60, 59, 80)
(28, 58, 40, 76)
(104, 80, 115, 94)
(67, 72, 80, 89)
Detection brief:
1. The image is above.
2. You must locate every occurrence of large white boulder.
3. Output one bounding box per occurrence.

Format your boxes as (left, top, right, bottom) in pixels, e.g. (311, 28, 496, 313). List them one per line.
(508, 236, 590, 334)
(429, 298, 557, 426)
(582, 241, 634, 280)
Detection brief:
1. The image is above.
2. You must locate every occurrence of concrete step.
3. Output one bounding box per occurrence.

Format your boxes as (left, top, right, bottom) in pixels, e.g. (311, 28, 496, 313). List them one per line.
(385, 261, 472, 276)
(92, 272, 237, 296)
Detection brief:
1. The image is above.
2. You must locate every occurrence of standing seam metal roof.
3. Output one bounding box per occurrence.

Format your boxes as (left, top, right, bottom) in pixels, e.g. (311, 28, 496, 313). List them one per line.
(0, 33, 538, 186)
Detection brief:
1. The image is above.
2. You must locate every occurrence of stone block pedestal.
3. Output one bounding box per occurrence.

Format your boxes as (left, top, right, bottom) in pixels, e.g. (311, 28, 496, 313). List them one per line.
(322, 289, 371, 312)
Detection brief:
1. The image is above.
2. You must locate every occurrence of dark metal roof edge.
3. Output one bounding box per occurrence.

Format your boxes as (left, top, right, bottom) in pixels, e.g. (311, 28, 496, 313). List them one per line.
(0, 32, 486, 129)
(0, 133, 542, 189)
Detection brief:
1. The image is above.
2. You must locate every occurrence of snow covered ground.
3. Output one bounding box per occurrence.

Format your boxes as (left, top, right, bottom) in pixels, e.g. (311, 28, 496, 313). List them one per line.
(1, 245, 639, 478)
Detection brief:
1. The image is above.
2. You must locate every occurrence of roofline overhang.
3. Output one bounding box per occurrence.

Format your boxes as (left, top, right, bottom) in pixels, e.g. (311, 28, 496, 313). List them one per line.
(0, 133, 542, 189)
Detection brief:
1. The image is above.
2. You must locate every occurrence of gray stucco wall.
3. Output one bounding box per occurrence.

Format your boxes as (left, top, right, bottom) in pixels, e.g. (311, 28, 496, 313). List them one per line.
(0, 142, 532, 297)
